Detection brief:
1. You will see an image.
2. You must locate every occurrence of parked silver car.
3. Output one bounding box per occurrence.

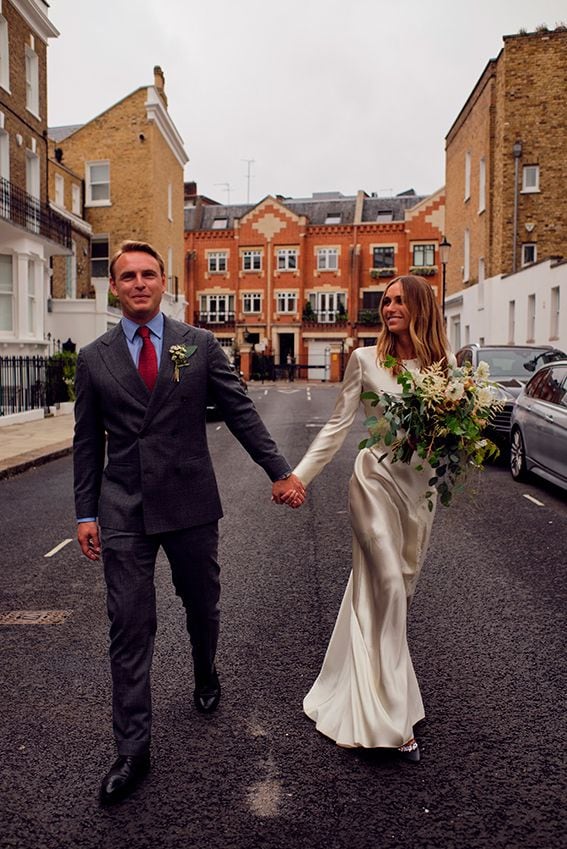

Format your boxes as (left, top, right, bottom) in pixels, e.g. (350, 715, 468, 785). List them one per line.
(509, 360, 567, 492)
(455, 344, 566, 445)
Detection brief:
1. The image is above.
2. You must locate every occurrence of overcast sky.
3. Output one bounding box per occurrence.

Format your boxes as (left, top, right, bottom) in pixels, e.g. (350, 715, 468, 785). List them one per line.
(47, 0, 567, 205)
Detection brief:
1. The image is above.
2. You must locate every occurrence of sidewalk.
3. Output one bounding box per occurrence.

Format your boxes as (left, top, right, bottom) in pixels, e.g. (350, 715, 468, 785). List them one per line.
(0, 412, 74, 480)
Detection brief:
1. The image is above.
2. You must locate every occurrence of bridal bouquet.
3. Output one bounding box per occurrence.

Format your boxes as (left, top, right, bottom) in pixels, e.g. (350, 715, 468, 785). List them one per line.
(359, 355, 503, 508)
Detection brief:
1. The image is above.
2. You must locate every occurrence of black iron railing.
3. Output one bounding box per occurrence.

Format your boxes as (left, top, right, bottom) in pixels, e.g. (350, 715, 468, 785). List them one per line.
(193, 311, 236, 327)
(0, 178, 72, 249)
(0, 356, 67, 416)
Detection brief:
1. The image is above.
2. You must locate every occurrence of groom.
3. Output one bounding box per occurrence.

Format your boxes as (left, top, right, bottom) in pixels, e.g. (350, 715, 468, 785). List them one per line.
(73, 240, 304, 805)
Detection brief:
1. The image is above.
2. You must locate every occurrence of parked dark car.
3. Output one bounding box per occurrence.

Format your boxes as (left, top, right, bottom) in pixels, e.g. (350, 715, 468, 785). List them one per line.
(206, 365, 248, 421)
(455, 344, 566, 445)
(509, 360, 567, 492)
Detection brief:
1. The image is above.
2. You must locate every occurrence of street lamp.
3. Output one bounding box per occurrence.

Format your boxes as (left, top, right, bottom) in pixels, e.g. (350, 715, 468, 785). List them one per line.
(439, 235, 452, 318)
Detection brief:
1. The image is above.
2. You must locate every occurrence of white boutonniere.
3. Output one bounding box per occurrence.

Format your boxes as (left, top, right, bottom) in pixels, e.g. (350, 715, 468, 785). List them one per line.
(169, 344, 197, 381)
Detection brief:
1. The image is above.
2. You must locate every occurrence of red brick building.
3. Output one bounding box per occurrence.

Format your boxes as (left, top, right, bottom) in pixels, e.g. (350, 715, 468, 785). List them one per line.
(184, 188, 444, 380)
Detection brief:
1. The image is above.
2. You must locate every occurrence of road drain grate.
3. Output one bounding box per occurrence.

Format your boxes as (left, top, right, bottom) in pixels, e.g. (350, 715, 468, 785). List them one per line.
(0, 610, 72, 625)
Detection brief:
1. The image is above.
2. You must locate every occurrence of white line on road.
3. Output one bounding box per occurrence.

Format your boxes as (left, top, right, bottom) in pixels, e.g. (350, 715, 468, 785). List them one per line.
(264, 389, 269, 395)
(216, 425, 222, 431)
(44, 539, 73, 558)
(522, 493, 545, 507)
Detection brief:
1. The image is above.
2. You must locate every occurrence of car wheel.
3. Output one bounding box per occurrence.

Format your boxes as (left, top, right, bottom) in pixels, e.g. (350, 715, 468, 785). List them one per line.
(510, 427, 528, 481)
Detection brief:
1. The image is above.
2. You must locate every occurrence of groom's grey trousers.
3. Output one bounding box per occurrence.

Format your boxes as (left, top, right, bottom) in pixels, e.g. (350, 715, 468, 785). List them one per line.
(101, 521, 220, 756)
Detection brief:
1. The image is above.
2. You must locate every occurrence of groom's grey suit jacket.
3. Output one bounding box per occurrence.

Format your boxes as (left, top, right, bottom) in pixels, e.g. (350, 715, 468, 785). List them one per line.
(73, 316, 290, 535)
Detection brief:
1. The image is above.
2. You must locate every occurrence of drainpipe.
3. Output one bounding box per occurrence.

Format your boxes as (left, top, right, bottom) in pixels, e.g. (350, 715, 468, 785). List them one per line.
(512, 140, 522, 273)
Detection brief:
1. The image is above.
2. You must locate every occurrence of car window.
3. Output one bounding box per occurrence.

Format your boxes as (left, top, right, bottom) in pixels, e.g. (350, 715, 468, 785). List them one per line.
(456, 348, 472, 366)
(533, 366, 567, 406)
(525, 370, 548, 398)
(481, 349, 547, 377)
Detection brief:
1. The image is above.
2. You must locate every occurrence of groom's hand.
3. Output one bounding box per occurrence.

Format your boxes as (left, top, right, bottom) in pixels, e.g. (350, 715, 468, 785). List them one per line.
(77, 521, 101, 561)
(272, 474, 306, 509)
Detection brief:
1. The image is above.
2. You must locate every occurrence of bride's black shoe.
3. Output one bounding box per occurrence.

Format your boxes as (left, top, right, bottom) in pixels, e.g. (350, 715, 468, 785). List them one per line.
(397, 739, 421, 763)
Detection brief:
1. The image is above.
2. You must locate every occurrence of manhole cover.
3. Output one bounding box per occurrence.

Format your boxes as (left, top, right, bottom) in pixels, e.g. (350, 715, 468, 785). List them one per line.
(0, 610, 72, 625)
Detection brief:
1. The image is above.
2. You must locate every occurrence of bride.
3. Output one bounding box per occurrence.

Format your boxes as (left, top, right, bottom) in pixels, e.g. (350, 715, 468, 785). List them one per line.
(291, 275, 451, 762)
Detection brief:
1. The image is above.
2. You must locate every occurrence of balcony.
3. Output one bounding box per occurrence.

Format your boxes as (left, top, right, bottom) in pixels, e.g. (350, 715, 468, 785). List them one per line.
(193, 311, 236, 328)
(357, 309, 382, 327)
(369, 267, 397, 279)
(0, 177, 71, 250)
(302, 310, 349, 327)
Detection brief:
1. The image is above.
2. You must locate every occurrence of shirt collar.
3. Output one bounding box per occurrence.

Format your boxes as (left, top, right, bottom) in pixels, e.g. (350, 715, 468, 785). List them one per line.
(121, 312, 164, 343)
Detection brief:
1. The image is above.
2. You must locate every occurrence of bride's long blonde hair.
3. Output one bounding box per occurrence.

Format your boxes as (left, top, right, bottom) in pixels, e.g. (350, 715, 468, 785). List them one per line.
(376, 275, 450, 374)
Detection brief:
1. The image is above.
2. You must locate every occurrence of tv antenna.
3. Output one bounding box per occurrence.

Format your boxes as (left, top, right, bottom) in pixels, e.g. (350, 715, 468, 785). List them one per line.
(215, 182, 233, 204)
(242, 159, 255, 203)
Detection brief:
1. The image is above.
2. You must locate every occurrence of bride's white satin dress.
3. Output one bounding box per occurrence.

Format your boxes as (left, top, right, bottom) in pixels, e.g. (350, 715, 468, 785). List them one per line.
(294, 346, 436, 748)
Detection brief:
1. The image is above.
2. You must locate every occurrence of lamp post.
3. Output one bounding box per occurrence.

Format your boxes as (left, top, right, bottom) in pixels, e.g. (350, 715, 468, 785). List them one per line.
(439, 235, 452, 319)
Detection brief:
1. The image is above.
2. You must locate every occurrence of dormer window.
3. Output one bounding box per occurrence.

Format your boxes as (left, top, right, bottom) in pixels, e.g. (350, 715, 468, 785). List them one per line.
(212, 218, 228, 229)
(376, 210, 393, 222)
(325, 213, 341, 224)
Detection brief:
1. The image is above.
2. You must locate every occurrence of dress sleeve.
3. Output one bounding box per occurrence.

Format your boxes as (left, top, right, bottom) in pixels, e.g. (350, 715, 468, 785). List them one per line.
(293, 350, 363, 487)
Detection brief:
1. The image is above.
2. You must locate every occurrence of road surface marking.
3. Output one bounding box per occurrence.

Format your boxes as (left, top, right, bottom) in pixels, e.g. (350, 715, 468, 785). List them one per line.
(44, 539, 73, 558)
(216, 425, 222, 431)
(277, 389, 300, 394)
(264, 389, 269, 395)
(523, 493, 545, 507)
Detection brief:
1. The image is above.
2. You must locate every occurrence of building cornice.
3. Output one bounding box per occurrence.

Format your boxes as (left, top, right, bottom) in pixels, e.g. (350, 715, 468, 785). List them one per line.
(10, 0, 59, 43)
(48, 201, 92, 236)
(145, 87, 188, 168)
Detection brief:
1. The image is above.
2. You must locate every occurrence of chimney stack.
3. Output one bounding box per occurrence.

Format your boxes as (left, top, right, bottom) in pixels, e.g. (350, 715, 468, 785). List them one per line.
(153, 65, 168, 107)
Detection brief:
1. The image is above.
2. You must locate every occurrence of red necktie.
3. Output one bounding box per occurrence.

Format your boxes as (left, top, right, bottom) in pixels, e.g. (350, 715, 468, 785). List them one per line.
(137, 326, 158, 391)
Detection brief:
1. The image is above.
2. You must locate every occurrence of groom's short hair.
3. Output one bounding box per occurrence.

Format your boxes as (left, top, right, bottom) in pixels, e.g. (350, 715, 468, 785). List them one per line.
(109, 240, 165, 279)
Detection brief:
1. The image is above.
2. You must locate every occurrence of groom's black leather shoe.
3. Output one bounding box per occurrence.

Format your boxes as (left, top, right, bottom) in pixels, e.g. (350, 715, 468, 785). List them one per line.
(193, 668, 221, 714)
(99, 753, 150, 805)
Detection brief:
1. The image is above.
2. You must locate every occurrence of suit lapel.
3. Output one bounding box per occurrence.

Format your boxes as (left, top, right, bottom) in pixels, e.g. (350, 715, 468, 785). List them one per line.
(142, 317, 197, 425)
(99, 323, 150, 407)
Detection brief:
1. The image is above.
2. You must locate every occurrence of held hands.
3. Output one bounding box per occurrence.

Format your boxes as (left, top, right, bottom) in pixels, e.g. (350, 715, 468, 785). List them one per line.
(77, 521, 101, 561)
(271, 474, 306, 509)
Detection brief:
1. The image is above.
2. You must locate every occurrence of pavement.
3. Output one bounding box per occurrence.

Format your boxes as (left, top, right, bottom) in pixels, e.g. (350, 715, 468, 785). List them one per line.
(0, 411, 74, 479)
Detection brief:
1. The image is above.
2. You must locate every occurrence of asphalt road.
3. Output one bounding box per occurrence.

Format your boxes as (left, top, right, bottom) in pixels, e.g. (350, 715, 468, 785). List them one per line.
(0, 382, 565, 849)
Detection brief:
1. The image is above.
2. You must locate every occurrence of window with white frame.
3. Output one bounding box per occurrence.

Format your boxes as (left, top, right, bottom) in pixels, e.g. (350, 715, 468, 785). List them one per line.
(25, 151, 40, 232)
(86, 161, 110, 205)
(317, 247, 338, 271)
(463, 229, 470, 282)
(522, 165, 540, 193)
(527, 293, 536, 341)
(308, 290, 346, 322)
(27, 260, 36, 334)
(0, 127, 9, 183)
(0, 253, 13, 331)
(376, 210, 393, 222)
(325, 213, 341, 224)
(242, 249, 262, 272)
(91, 235, 109, 278)
(71, 183, 81, 215)
(276, 291, 297, 313)
(478, 257, 485, 284)
(464, 151, 471, 201)
(508, 300, 516, 344)
(242, 292, 262, 313)
(0, 16, 9, 91)
(25, 46, 39, 116)
(207, 251, 228, 273)
(212, 217, 228, 229)
(55, 174, 64, 207)
(550, 287, 560, 339)
(451, 315, 461, 350)
(372, 246, 395, 268)
(522, 243, 537, 266)
(199, 293, 234, 322)
(412, 244, 435, 266)
(478, 157, 486, 212)
(276, 248, 297, 271)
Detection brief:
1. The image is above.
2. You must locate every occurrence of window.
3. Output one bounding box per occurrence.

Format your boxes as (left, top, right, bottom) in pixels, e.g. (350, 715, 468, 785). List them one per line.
(207, 251, 227, 273)
(451, 315, 461, 350)
(372, 246, 395, 268)
(508, 300, 516, 344)
(464, 151, 471, 200)
(277, 248, 297, 271)
(0, 16, 9, 91)
(550, 287, 560, 339)
(25, 151, 40, 232)
(199, 294, 234, 322)
(463, 229, 470, 282)
(478, 157, 486, 212)
(522, 165, 540, 193)
(325, 213, 341, 224)
(317, 247, 338, 271)
(527, 293, 536, 341)
(71, 183, 81, 215)
(167, 246, 173, 293)
(243, 292, 262, 313)
(25, 47, 39, 116)
(376, 210, 393, 222)
(242, 250, 262, 271)
(412, 244, 435, 266)
(522, 243, 537, 266)
(55, 174, 64, 207)
(27, 260, 36, 334)
(478, 257, 485, 284)
(276, 292, 297, 313)
(0, 253, 12, 331)
(0, 127, 9, 180)
(91, 236, 109, 278)
(308, 291, 346, 322)
(86, 161, 110, 205)
(212, 218, 228, 229)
